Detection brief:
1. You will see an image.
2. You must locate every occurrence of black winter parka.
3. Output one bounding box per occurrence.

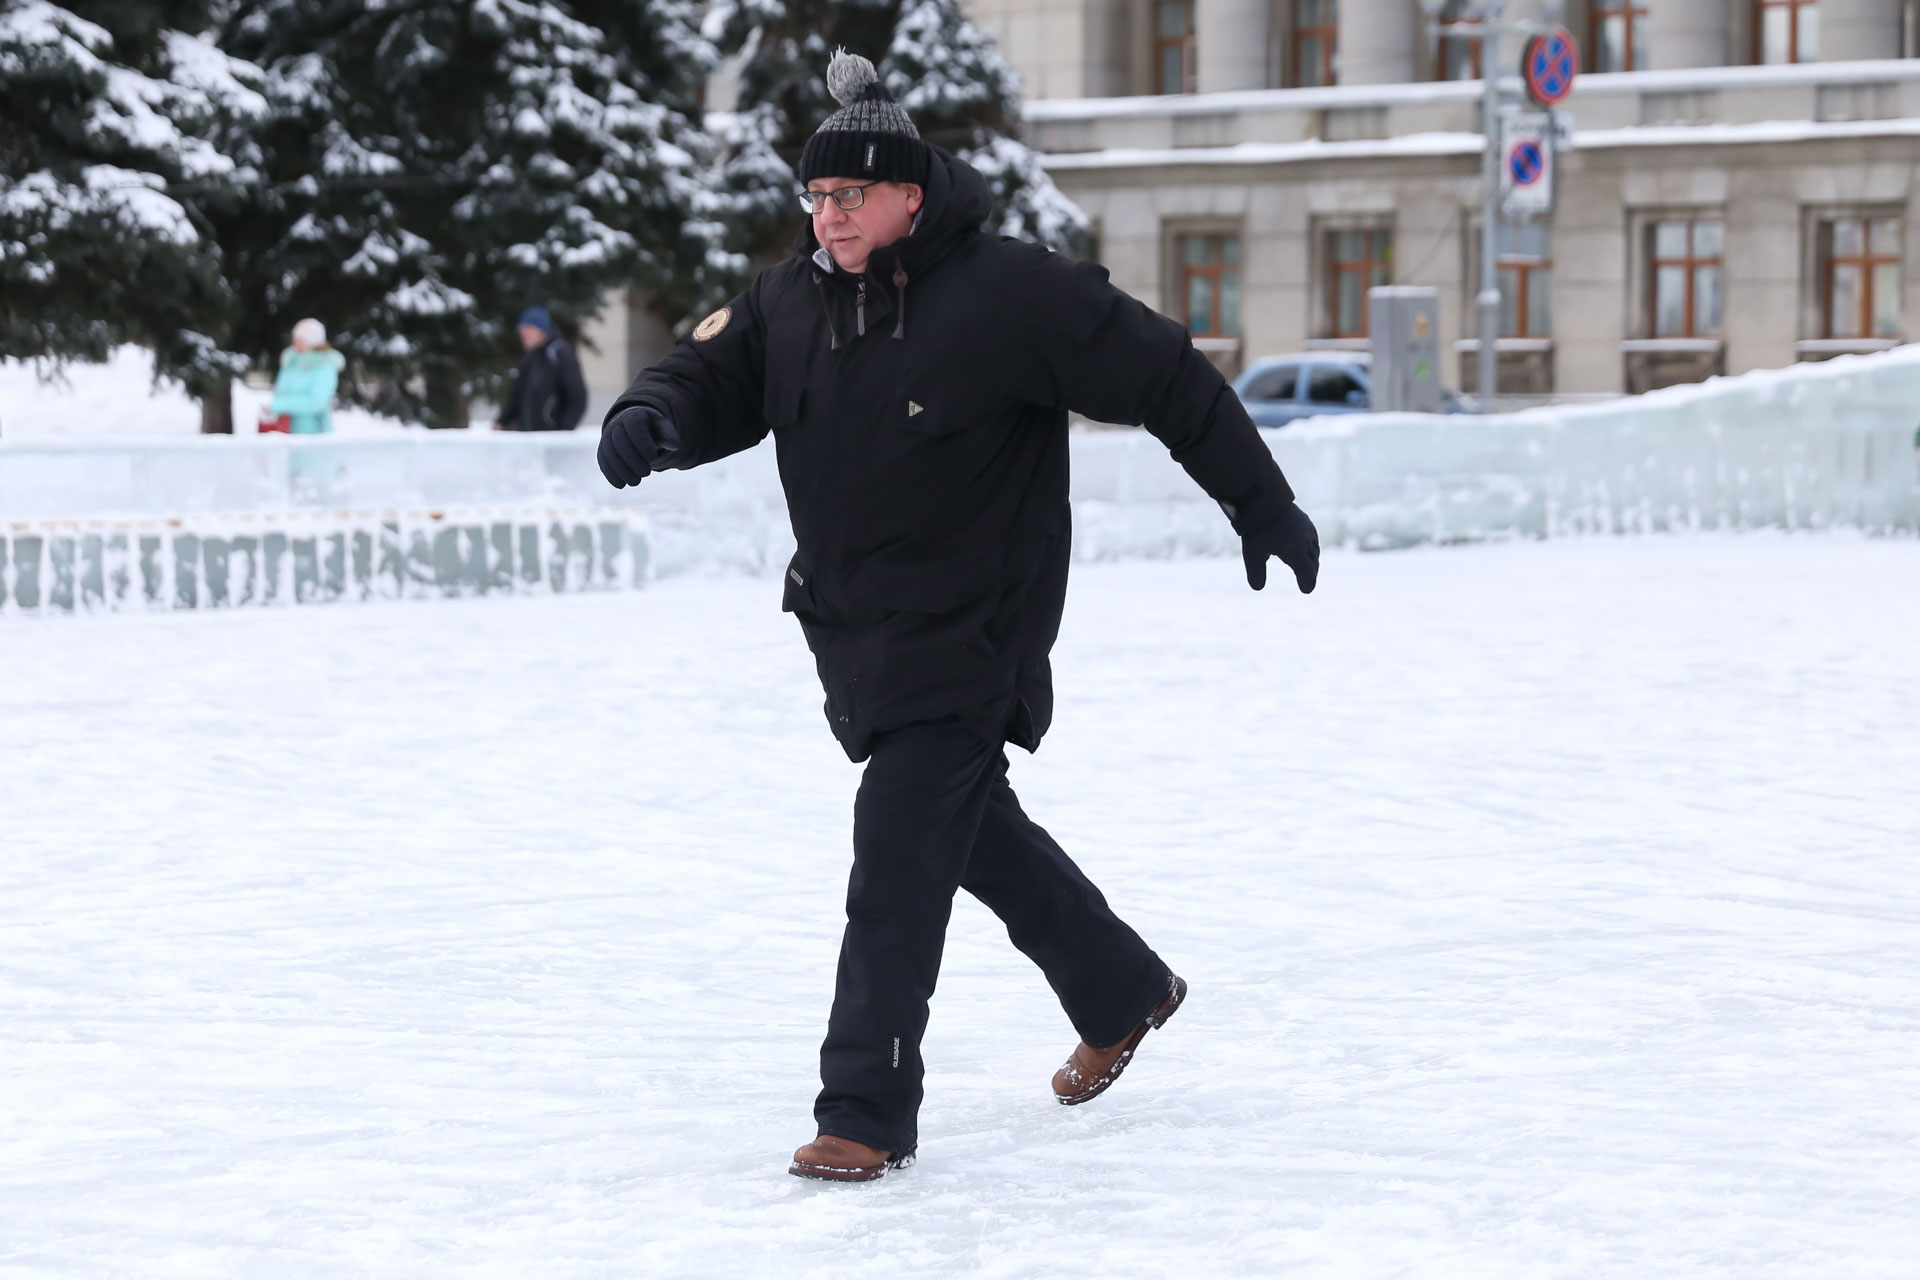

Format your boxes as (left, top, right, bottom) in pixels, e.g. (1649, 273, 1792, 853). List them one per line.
(502, 336, 587, 431)
(607, 148, 1295, 761)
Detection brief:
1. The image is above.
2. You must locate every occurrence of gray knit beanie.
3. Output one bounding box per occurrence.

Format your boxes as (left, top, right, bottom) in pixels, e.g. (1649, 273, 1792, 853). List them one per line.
(797, 49, 932, 187)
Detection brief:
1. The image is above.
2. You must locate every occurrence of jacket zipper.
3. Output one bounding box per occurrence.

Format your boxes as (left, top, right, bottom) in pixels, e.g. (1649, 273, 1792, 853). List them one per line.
(856, 281, 867, 338)
(812, 272, 842, 349)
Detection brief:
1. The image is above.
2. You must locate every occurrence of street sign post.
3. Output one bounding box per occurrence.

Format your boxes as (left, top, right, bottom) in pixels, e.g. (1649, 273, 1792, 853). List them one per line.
(1425, 2, 1578, 408)
(1499, 108, 1554, 217)
(1549, 110, 1576, 153)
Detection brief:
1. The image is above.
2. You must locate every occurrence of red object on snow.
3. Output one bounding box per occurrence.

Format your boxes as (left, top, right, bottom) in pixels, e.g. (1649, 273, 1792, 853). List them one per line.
(258, 411, 292, 434)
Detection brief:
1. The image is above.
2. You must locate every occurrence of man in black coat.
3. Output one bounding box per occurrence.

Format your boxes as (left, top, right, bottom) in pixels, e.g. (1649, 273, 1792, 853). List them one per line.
(495, 306, 587, 432)
(598, 52, 1319, 1183)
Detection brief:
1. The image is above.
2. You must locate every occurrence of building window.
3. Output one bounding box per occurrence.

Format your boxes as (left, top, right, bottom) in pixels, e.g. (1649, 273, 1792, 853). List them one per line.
(1180, 234, 1242, 337)
(1438, 1, 1481, 79)
(1326, 227, 1392, 338)
(1591, 0, 1647, 72)
(1155, 0, 1196, 94)
(1650, 218, 1724, 337)
(1756, 0, 1818, 63)
(1497, 222, 1552, 337)
(1820, 216, 1902, 339)
(1291, 0, 1338, 88)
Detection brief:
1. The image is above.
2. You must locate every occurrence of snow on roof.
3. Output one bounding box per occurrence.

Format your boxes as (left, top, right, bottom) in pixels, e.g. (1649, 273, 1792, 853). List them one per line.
(1577, 116, 1920, 149)
(1022, 57, 1920, 121)
(1041, 117, 1920, 170)
(1041, 133, 1482, 171)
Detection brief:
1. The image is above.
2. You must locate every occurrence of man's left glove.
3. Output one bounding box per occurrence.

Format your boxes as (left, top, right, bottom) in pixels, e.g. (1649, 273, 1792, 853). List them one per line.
(1242, 501, 1320, 594)
(597, 405, 678, 489)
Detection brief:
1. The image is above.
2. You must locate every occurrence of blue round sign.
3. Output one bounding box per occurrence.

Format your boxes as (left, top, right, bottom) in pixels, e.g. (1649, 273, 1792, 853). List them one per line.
(1507, 139, 1546, 185)
(1523, 30, 1578, 107)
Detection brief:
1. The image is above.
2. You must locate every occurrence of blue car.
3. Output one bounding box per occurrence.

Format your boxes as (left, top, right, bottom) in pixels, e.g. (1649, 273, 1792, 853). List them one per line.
(1231, 353, 1475, 427)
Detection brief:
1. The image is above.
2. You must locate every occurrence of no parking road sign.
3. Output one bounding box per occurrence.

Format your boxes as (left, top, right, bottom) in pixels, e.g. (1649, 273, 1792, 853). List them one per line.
(1499, 109, 1554, 217)
(1522, 28, 1579, 107)
(1509, 139, 1545, 185)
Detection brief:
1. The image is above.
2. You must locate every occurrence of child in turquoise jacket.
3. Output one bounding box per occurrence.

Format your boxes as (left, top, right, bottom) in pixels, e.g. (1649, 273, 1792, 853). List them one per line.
(272, 318, 346, 434)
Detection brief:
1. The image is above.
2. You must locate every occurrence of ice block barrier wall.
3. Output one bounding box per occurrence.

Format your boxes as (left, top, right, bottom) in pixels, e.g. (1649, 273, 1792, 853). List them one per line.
(3, 347, 1917, 589)
(0, 509, 648, 616)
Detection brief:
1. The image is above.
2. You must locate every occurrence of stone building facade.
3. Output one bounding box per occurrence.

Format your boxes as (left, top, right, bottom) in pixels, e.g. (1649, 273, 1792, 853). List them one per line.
(968, 0, 1920, 395)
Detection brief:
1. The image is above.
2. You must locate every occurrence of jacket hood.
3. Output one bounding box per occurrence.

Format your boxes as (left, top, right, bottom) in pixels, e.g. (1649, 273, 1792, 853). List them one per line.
(282, 346, 346, 371)
(794, 145, 992, 280)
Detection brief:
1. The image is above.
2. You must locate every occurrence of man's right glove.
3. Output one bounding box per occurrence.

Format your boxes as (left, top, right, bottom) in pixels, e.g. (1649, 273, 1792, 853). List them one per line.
(1241, 501, 1320, 594)
(597, 405, 679, 489)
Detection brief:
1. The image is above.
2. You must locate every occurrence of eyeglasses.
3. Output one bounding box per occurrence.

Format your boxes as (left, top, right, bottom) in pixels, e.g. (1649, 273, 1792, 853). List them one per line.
(797, 180, 886, 214)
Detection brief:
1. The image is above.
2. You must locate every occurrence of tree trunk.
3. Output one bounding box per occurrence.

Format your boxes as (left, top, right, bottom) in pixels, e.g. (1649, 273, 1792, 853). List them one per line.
(424, 372, 470, 429)
(200, 378, 234, 434)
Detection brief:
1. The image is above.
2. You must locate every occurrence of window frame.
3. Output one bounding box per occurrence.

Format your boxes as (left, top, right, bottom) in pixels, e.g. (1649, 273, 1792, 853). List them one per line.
(1437, 2, 1482, 80)
(1647, 216, 1725, 339)
(1323, 225, 1394, 340)
(1498, 259, 1554, 339)
(1495, 224, 1553, 339)
(1153, 0, 1197, 95)
(1175, 231, 1245, 339)
(1754, 0, 1819, 64)
(1290, 0, 1339, 89)
(1819, 214, 1903, 340)
(1589, 0, 1647, 73)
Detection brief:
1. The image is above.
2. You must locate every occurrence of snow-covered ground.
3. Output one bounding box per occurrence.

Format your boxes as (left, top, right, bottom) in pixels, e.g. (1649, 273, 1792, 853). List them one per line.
(2, 537, 1917, 1277)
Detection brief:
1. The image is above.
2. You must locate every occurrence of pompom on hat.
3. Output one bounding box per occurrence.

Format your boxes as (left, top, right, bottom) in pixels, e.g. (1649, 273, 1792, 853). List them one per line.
(797, 49, 931, 188)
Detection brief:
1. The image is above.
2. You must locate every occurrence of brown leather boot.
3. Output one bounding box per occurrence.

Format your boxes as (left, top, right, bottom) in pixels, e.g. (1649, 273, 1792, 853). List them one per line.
(1052, 974, 1187, 1106)
(788, 1134, 915, 1182)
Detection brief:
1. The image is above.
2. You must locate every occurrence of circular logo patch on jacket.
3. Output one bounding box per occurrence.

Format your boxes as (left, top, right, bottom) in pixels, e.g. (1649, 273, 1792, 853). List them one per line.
(692, 307, 731, 341)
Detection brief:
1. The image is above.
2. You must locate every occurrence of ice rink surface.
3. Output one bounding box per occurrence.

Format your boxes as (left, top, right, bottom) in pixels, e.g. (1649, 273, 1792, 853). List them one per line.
(3, 535, 1917, 1278)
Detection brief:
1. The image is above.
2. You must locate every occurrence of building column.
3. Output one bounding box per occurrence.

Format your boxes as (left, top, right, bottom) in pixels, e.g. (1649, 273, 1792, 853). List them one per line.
(1337, 0, 1416, 84)
(1819, 0, 1905, 60)
(1196, 0, 1274, 92)
(1645, 0, 1732, 69)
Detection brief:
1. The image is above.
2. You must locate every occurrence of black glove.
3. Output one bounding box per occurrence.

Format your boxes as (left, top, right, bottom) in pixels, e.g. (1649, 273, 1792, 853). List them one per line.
(1241, 501, 1320, 594)
(597, 405, 677, 489)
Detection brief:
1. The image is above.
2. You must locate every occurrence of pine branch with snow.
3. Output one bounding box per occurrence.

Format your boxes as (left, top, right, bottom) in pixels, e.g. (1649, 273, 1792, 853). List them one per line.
(209, 0, 726, 427)
(0, 1, 262, 392)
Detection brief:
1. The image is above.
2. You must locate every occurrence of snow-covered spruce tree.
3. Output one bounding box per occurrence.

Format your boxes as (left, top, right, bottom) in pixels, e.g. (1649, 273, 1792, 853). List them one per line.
(0, 1, 262, 409)
(883, 0, 1088, 252)
(704, 0, 1089, 264)
(213, 0, 722, 429)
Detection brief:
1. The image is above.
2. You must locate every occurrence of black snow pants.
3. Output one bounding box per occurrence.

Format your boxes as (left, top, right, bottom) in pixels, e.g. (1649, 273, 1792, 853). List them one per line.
(813, 718, 1172, 1156)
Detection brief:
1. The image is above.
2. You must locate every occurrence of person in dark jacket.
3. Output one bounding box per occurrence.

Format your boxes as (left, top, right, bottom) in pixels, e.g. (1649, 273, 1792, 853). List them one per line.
(494, 306, 587, 432)
(598, 51, 1319, 1183)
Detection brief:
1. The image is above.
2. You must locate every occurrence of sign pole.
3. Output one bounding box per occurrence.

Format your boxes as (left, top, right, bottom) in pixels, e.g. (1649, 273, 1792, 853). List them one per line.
(1477, 2, 1505, 411)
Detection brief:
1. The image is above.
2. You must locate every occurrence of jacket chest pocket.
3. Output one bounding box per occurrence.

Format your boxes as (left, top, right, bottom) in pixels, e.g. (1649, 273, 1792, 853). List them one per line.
(899, 385, 998, 438)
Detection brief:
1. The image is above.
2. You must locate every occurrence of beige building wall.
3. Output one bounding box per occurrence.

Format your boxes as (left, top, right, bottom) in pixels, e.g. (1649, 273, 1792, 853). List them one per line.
(967, 0, 1119, 99)
(575, 292, 680, 413)
(1019, 20, 1920, 400)
(1049, 126, 1920, 397)
(972, 0, 1920, 101)
(1821, 0, 1908, 62)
